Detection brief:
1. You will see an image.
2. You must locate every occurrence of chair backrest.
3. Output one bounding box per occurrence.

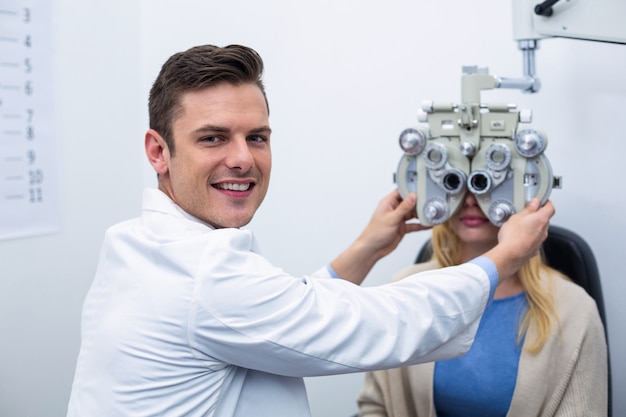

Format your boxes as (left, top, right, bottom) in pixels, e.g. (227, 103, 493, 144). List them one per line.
(415, 224, 612, 416)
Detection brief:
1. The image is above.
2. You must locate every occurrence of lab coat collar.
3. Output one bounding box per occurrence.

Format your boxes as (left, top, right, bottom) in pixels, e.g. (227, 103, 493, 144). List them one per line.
(140, 188, 261, 253)
(141, 187, 216, 231)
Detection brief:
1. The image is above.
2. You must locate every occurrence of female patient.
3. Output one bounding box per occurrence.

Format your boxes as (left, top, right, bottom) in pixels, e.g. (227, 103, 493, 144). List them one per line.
(357, 193, 608, 417)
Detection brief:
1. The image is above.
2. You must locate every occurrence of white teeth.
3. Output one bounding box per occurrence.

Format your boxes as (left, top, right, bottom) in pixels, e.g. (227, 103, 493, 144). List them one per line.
(217, 183, 251, 191)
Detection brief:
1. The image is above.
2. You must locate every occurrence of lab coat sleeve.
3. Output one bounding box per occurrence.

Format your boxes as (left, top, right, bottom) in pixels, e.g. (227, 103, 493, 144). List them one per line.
(189, 229, 494, 377)
(310, 264, 336, 279)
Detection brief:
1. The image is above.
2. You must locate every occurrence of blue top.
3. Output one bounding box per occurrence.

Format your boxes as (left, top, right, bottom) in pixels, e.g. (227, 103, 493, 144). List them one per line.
(433, 292, 528, 417)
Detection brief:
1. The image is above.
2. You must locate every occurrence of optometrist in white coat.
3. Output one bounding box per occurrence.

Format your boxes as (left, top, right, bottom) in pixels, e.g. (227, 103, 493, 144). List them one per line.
(66, 45, 554, 417)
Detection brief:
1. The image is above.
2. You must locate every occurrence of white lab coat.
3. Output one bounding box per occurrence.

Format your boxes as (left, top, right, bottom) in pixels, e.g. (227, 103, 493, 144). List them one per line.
(66, 188, 497, 417)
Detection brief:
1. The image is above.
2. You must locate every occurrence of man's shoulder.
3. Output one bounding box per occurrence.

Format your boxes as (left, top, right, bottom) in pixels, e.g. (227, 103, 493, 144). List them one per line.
(105, 217, 141, 235)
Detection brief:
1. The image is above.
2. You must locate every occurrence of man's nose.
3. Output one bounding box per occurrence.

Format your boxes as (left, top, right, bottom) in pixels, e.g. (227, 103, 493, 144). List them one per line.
(225, 137, 254, 171)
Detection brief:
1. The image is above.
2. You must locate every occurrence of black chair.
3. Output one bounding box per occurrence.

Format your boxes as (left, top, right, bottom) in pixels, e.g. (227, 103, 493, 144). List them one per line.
(416, 224, 612, 416)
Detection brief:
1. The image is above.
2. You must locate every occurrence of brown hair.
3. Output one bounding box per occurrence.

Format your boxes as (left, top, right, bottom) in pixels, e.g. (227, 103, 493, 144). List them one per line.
(148, 44, 268, 155)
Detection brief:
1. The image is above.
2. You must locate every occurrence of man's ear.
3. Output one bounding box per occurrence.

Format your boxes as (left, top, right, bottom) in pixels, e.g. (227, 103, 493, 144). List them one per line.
(145, 129, 170, 175)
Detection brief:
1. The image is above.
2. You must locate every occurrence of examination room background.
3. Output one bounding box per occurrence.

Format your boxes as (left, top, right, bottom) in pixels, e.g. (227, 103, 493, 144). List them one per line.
(1, 0, 625, 416)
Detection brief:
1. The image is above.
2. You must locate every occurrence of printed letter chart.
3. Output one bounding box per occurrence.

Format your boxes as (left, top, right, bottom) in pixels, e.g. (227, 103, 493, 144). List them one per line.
(1, 1, 61, 240)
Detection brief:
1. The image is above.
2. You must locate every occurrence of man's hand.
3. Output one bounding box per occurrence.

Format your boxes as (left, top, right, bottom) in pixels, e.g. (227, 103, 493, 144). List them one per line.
(484, 199, 555, 282)
(356, 190, 428, 259)
(331, 190, 429, 285)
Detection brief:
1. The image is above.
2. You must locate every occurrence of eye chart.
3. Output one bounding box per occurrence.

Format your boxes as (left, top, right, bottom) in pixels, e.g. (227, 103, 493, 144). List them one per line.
(1, 1, 61, 240)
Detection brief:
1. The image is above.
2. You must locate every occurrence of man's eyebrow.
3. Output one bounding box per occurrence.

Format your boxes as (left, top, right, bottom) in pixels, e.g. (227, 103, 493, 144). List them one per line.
(250, 126, 272, 135)
(192, 125, 272, 135)
(193, 125, 229, 134)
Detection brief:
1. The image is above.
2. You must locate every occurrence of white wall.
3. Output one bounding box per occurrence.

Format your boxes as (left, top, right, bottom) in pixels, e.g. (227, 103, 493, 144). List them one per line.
(150, 1, 626, 415)
(140, 1, 626, 416)
(1, 1, 624, 416)
(0, 1, 143, 416)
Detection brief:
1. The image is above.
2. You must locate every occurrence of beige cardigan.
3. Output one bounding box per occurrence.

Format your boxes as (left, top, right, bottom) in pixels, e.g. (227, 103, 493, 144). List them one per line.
(357, 260, 608, 417)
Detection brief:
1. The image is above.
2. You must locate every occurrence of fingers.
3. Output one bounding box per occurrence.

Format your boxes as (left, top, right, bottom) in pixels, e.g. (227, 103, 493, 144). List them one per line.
(524, 198, 540, 212)
(393, 192, 417, 221)
(523, 198, 555, 219)
(405, 222, 430, 234)
(385, 189, 404, 207)
(527, 200, 555, 235)
(379, 190, 415, 218)
(399, 192, 416, 209)
(393, 192, 426, 234)
(540, 200, 556, 219)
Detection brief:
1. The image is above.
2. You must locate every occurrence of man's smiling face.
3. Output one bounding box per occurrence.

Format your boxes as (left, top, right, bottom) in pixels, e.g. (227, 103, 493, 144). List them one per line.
(152, 82, 271, 228)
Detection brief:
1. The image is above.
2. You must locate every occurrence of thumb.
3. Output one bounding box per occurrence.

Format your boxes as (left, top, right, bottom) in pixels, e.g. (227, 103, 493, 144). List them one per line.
(398, 193, 417, 214)
(523, 198, 540, 213)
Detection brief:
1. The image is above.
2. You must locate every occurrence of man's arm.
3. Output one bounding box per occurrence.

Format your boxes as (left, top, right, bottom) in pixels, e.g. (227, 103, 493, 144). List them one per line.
(330, 190, 428, 284)
(484, 199, 554, 283)
(330, 191, 554, 285)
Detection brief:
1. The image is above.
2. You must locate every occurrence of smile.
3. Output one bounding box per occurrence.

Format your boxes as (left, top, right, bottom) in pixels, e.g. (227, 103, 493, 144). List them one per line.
(215, 183, 252, 191)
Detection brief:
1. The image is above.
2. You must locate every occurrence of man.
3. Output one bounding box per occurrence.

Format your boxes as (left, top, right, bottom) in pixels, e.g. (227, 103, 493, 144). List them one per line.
(67, 45, 554, 416)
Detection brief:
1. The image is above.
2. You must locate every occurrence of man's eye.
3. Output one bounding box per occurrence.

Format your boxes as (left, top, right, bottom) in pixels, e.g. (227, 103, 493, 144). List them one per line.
(201, 136, 220, 143)
(248, 135, 266, 143)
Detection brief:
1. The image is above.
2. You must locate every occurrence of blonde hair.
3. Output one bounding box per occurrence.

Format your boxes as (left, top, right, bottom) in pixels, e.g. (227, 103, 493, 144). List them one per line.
(430, 222, 564, 354)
